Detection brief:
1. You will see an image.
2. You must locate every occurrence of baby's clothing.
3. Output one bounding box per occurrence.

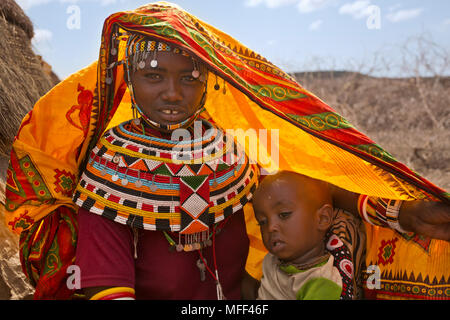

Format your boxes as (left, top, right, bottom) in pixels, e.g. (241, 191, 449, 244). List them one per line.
(257, 253, 343, 300)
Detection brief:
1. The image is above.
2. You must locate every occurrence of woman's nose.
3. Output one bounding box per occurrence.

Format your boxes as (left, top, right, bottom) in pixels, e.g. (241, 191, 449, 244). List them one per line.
(162, 78, 182, 102)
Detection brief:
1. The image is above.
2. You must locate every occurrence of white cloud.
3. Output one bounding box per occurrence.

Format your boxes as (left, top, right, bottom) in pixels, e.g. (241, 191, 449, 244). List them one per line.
(308, 19, 323, 30)
(99, 0, 118, 5)
(339, 0, 373, 19)
(16, 0, 52, 10)
(59, 0, 80, 3)
(244, 0, 336, 11)
(297, 0, 336, 13)
(31, 29, 53, 54)
(17, 0, 122, 11)
(388, 4, 402, 13)
(444, 18, 450, 26)
(386, 8, 423, 23)
(244, 0, 298, 8)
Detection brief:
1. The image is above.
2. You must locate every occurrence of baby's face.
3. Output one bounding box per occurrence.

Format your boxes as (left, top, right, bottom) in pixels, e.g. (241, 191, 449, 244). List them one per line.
(253, 177, 324, 263)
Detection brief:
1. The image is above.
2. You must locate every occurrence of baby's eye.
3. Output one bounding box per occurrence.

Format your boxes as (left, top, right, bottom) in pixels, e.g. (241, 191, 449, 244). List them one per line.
(256, 219, 267, 227)
(278, 212, 292, 219)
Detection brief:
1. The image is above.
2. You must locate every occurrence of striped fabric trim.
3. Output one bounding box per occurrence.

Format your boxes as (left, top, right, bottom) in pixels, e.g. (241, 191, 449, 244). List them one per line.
(90, 287, 136, 300)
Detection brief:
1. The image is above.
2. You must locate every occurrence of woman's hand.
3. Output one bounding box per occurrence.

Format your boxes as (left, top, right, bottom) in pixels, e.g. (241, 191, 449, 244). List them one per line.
(399, 200, 450, 242)
(330, 184, 450, 241)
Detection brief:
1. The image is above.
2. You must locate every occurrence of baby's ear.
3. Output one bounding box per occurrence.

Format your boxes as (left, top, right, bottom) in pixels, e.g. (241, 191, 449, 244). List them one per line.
(316, 204, 334, 231)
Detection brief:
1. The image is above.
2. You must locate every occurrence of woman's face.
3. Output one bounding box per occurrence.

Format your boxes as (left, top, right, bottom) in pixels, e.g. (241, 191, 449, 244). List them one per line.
(130, 51, 206, 126)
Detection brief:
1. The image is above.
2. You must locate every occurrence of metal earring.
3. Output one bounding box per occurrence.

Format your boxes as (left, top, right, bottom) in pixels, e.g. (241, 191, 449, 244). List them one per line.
(222, 78, 227, 95)
(111, 166, 119, 182)
(121, 168, 129, 186)
(214, 74, 220, 90)
(101, 158, 108, 176)
(149, 174, 158, 191)
(150, 42, 158, 68)
(135, 170, 143, 188)
(106, 62, 117, 85)
(192, 59, 200, 79)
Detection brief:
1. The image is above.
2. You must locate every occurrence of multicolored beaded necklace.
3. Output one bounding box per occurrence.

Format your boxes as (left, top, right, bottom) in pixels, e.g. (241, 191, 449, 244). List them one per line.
(73, 117, 258, 249)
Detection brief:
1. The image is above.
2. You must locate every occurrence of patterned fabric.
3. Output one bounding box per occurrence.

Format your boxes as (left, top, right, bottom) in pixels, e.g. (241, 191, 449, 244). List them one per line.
(329, 209, 366, 299)
(3, 2, 448, 299)
(19, 206, 78, 299)
(357, 195, 450, 300)
(325, 234, 354, 299)
(73, 118, 258, 234)
(362, 226, 450, 300)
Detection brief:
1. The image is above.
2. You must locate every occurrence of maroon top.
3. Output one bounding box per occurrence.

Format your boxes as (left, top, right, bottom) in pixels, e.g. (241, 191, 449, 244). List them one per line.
(75, 207, 249, 299)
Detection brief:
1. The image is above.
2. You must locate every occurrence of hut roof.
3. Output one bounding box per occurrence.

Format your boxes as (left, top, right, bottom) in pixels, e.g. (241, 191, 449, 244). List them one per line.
(0, 0, 59, 157)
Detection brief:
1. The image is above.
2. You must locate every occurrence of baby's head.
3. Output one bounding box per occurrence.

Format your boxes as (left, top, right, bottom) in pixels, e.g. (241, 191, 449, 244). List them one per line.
(253, 171, 334, 264)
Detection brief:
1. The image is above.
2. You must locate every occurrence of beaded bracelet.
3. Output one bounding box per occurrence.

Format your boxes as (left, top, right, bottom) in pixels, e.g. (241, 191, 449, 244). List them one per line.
(385, 199, 408, 233)
(357, 195, 408, 234)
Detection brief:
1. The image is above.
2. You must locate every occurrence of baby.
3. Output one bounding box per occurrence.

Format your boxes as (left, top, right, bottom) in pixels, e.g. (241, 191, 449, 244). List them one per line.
(253, 170, 351, 300)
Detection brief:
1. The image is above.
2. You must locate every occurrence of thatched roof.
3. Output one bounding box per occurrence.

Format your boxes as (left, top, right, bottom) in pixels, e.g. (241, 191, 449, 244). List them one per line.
(0, 0, 60, 157)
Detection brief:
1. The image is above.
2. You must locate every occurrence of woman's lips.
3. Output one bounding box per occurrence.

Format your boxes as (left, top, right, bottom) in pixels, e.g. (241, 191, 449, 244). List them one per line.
(157, 107, 186, 123)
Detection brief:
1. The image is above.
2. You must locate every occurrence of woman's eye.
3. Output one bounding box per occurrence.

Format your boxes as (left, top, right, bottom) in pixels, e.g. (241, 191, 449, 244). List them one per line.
(144, 73, 161, 80)
(182, 75, 196, 82)
(278, 212, 292, 219)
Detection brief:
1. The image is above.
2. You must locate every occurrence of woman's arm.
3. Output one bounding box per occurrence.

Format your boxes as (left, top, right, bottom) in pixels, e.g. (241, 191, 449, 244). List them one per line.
(330, 184, 450, 241)
(241, 271, 260, 300)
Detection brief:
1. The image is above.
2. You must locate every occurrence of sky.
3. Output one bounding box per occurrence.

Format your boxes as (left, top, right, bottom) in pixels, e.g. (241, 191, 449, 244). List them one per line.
(16, 0, 450, 80)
